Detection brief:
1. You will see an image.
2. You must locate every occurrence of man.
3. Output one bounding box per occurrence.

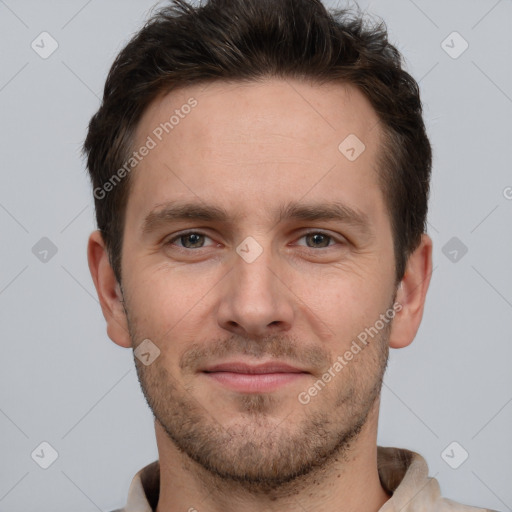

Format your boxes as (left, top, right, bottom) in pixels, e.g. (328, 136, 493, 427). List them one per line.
(84, 0, 497, 511)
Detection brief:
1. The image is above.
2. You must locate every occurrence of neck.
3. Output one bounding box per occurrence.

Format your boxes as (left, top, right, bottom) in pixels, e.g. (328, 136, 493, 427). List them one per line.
(155, 400, 391, 512)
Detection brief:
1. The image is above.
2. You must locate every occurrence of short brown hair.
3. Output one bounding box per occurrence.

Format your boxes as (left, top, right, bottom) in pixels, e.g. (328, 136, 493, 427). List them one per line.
(83, 0, 431, 285)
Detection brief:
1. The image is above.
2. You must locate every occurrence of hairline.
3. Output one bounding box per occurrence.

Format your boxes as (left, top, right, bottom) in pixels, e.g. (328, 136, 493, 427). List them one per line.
(112, 76, 405, 285)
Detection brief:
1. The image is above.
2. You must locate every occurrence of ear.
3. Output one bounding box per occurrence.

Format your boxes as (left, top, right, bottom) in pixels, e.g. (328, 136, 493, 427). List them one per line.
(389, 233, 433, 349)
(87, 230, 132, 348)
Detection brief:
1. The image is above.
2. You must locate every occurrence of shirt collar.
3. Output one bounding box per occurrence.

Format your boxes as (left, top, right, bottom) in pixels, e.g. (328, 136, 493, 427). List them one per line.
(121, 446, 448, 512)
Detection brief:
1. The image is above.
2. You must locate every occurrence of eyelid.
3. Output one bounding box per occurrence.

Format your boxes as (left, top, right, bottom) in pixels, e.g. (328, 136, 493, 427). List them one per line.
(166, 229, 216, 248)
(292, 229, 345, 247)
(165, 229, 345, 249)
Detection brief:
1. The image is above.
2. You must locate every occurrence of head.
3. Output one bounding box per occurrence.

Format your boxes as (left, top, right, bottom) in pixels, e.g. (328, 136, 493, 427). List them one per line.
(86, 0, 432, 492)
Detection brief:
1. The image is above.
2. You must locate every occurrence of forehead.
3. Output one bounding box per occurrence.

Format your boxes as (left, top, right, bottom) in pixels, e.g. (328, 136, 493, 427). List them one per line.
(136, 78, 380, 154)
(126, 78, 385, 230)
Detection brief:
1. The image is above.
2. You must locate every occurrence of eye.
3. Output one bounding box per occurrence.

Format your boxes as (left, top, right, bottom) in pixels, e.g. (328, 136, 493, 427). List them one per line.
(166, 231, 214, 249)
(165, 230, 343, 251)
(295, 231, 339, 249)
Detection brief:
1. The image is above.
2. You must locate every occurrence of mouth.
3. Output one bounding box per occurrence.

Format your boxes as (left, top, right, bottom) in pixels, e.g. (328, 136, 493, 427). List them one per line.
(201, 361, 310, 393)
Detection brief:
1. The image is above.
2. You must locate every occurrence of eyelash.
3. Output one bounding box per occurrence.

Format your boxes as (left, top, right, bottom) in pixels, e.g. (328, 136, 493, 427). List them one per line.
(165, 230, 343, 250)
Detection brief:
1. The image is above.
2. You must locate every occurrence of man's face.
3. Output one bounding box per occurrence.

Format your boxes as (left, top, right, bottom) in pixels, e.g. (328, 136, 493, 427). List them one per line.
(119, 79, 398, 488)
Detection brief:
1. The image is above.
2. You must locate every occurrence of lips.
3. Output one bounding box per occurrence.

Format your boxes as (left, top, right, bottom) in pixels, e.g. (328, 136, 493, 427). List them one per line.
(203, 362, 307, 374)
(201, 361, 309, 393)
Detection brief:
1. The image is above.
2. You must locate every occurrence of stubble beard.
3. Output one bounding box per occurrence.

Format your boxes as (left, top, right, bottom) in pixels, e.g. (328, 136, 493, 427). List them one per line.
(126, 306, 391, 493)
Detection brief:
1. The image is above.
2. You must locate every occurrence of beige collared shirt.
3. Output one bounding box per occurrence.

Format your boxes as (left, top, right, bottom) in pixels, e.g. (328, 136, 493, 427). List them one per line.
(111, 446, 498, 512)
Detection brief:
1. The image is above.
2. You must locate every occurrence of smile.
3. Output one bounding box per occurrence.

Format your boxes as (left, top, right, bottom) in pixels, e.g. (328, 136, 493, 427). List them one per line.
(202, 361, 310, 393)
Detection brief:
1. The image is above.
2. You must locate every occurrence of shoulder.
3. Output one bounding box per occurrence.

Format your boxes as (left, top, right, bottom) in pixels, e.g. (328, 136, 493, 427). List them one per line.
(436, 497, 500, 512)
(377, 446, 501, 512)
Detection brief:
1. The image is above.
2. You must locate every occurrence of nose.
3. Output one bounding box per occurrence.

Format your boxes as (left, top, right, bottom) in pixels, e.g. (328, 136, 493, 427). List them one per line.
(216, 245, 295, 338)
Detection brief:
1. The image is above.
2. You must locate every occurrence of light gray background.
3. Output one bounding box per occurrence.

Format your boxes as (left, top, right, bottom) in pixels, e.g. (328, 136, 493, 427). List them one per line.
(1, 0, 511, 511)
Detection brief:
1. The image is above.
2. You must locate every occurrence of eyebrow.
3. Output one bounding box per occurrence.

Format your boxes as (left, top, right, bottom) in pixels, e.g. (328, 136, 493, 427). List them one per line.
(141, 199, 372, 237)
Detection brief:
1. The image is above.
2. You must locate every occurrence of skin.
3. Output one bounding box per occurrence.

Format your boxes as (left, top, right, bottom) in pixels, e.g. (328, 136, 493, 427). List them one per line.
(88, 78, 432, 512)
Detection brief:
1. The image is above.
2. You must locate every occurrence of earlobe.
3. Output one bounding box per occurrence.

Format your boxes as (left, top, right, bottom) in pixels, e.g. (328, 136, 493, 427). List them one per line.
(389, 234, 433, 349)
(87, 230, 132, 348)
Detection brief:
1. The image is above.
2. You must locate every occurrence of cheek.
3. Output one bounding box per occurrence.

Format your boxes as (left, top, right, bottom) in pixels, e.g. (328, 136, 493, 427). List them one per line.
(290, 267, 394, 347)
(125, 266, 217, 344)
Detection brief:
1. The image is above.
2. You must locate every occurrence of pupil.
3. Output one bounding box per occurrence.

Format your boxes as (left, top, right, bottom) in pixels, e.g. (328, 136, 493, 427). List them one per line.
(309, 233, 328, 247)
(185, 233, 202, 247)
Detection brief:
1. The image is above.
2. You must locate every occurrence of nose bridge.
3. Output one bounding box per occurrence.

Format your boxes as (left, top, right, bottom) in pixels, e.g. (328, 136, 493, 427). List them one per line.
(217, 238, 294, 335)
(233, 239, 279, 306)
